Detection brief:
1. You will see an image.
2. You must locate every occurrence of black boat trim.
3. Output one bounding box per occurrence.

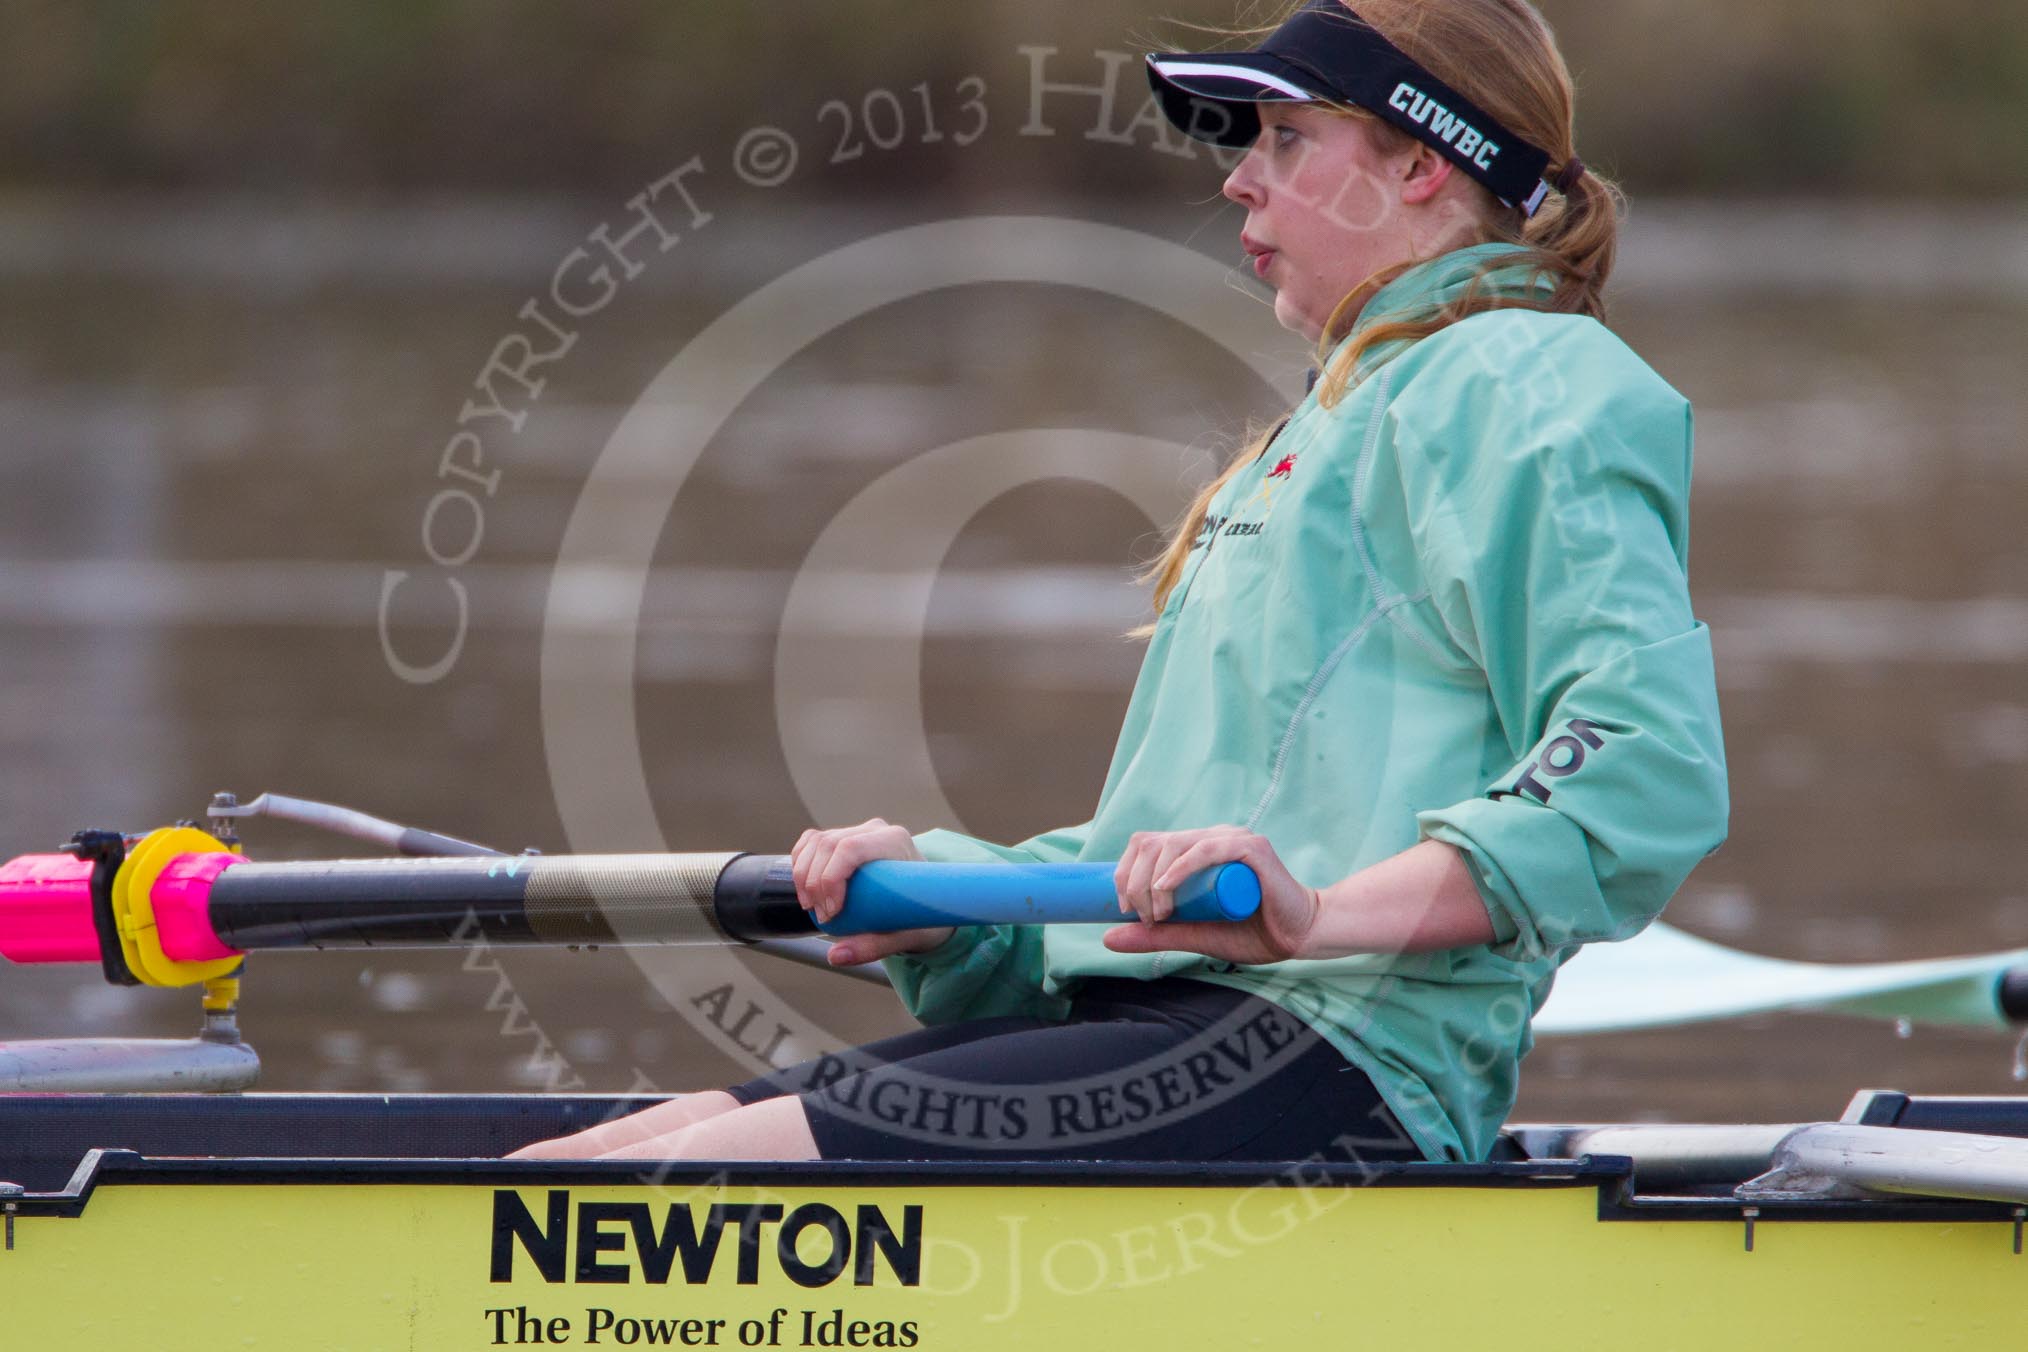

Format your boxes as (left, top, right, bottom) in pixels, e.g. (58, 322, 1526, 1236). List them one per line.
(9, 1148, 1624, 1219)
(5, 1149, 2021, 1231)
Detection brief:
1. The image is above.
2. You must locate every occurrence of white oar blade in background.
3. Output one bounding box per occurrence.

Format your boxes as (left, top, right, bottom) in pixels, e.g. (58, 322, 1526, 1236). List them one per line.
(1536, 922, 2028, 1035)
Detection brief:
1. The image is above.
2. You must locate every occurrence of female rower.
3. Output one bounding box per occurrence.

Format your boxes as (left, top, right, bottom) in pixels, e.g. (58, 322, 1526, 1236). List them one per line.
(513, 0, 1727, 1164)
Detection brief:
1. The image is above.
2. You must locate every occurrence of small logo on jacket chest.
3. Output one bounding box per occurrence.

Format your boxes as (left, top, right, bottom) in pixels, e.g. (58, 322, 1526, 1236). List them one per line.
(1195, 512, 1265, 543)
(1190, 449, 1301, 551)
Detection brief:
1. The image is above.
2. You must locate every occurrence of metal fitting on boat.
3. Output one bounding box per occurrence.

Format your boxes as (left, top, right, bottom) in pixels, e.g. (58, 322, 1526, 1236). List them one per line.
(1737, 1123, 2028, 1205)
(2, 1181, 21, 1252)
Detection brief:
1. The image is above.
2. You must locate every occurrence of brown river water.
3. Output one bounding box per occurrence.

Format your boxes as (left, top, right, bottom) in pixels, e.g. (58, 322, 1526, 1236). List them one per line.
(2, 197, 2025, 1129)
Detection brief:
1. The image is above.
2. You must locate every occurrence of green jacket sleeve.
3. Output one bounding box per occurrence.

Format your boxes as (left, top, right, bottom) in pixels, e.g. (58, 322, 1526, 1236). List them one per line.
(880, 822, 1089, 1024)
(1400, 315, 1729, 964)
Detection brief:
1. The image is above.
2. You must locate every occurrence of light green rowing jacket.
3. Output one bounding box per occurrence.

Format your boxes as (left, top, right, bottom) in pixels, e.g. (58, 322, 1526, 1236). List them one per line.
(890, 241, 1729, 1162)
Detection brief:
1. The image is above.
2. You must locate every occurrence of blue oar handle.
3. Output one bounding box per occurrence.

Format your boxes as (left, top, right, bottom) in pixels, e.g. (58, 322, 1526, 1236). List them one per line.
(821, 861, 1262, 937)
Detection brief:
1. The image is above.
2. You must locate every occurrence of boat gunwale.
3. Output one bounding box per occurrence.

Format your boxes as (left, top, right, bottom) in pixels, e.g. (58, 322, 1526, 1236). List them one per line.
(8, 1147, 1626, 1217)
(10, 1148, 2027, 1230)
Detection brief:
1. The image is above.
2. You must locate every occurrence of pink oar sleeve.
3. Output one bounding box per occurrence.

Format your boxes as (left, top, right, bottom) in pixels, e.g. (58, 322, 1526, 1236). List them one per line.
(152, 851, 245, 961)
(0, 853, 102, 963)
(0, 849, 246, 965)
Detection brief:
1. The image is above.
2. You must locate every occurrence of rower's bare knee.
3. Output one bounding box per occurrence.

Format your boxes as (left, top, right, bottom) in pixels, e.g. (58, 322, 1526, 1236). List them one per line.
(506, 1090, 743, 1158)
(595, 1095, 820, 1162)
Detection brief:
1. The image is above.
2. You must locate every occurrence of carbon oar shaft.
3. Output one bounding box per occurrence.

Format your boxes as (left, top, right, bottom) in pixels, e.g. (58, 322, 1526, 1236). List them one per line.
(205, 852, 775, 950)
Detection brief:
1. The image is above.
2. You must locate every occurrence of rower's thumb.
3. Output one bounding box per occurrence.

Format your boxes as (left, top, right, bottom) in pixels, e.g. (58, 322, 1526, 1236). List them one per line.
(827, 926, 951, 966)
(1102, 920, 1227, 957)
(826, 939, 882, 967)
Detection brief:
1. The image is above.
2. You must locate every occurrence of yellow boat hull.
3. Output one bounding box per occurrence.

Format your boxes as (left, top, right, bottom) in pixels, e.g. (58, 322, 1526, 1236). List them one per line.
(6, 1152, 2024, 1350)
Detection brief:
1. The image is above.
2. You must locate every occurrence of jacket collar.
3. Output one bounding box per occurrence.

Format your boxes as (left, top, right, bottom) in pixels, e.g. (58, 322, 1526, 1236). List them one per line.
(1330, 241, 1552, 380)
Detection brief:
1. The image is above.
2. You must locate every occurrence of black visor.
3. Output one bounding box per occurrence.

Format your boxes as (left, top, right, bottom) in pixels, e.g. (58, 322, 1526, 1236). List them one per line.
(1148, 0, 1554, 216)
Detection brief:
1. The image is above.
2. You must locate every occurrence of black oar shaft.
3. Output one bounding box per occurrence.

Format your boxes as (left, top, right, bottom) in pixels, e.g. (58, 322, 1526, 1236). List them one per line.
(205, 853, 813, 951)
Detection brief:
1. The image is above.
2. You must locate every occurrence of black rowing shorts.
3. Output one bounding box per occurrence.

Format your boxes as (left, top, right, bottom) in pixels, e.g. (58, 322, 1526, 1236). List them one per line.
(723, 976, 1420, 1164)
